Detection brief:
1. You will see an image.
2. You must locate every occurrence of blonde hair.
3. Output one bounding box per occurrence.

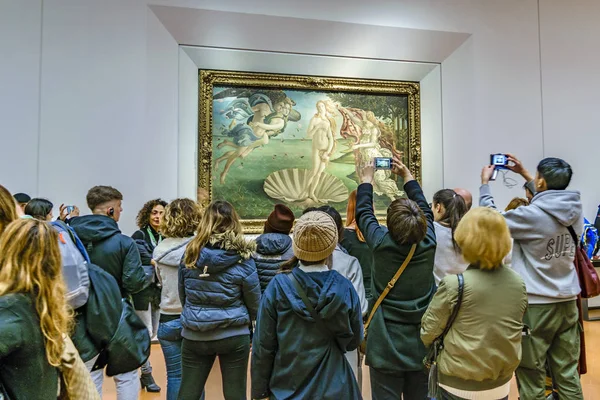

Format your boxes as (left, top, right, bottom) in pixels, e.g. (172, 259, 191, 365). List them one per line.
(0, 219, 73, 366)
(161, 198, 203, 238)
(183, 201, 242, 268)
(454, 207, 512, 270)
(0, 185, 18, 236)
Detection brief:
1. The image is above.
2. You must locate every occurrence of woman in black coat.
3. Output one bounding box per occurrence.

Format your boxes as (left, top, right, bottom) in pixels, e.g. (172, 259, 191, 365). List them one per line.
(131, 198, 167, 392)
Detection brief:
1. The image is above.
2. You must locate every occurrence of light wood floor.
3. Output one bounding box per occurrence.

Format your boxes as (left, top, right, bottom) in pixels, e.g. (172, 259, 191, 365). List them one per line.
(103, 320, 600, 400)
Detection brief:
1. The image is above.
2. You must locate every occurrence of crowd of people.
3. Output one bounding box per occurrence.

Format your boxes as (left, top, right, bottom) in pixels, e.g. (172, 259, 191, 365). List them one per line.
(0, 151, 588, 400)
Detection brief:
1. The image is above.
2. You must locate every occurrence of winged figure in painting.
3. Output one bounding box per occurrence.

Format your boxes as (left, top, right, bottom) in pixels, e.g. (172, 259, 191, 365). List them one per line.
(213, 88, 301, 184)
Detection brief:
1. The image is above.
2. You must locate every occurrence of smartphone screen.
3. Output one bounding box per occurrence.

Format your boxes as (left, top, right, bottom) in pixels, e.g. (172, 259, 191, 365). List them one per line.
(374, 157, 392, 170)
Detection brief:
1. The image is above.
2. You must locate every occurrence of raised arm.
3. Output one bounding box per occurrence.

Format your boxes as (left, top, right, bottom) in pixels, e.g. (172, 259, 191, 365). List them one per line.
(356, 159, 387, 250)
(392, 154, 434, 239)
(479, 165, 499, 210)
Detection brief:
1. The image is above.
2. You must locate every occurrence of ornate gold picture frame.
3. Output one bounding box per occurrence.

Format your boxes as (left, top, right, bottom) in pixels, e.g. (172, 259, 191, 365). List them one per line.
(199, 70, 421, 233)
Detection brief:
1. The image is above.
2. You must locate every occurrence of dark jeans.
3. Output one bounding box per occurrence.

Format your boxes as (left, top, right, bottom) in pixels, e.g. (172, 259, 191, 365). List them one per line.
(158, 318, 184, 400)
(369, 367, 428, 400)
(441, 389, 507, 400)
(178, 335, 250, 400)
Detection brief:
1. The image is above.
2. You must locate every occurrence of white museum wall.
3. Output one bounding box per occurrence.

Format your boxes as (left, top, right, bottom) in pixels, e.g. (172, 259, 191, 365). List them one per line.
(1, 0, 599, 232)
(177, 48, 199, 201)
(0, 0, 42, 195)
(539, 0, 600, 220)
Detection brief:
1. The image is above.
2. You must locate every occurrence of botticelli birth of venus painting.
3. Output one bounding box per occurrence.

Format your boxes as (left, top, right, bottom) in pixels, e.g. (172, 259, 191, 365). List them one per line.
(198, 70, 421, 233)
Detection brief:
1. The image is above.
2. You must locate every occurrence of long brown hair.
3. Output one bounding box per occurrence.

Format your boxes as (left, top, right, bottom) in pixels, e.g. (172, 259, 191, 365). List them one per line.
(0, 219, 72, 366)
(0, 185, 18, 236)
(183, 201, 242, 268)
(345, 190, 365, 242)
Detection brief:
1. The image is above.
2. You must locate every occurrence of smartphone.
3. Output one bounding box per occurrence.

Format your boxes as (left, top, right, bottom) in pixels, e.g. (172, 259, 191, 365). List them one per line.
(490, 154, 509, 169)
(374, 157, 392, 170)
(65, 205, 75, 214)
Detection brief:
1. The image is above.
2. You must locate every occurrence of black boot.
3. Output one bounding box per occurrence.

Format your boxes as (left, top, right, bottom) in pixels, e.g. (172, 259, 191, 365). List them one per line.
(140, 373, 161, 392)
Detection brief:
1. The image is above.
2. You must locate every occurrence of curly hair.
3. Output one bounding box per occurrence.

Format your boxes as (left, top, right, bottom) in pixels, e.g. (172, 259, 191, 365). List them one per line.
(161, 198, 203, 238)
(136, 199, 168, 229)
(0, 219, 73, 366)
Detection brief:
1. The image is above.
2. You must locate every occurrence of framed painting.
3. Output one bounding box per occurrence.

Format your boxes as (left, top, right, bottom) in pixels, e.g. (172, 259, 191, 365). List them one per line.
(198, 70, 421, 233)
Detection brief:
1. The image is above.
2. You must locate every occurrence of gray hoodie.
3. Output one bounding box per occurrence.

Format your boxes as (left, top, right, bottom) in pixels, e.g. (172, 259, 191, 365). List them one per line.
(480, 184, 583, 304)
(153, 237, 193, 315)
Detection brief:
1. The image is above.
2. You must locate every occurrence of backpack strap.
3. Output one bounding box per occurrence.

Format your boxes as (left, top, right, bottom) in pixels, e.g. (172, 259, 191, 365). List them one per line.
(286, 272, 346, 353)
(364, 243, 417, 335)
(52, 220, 91, 264)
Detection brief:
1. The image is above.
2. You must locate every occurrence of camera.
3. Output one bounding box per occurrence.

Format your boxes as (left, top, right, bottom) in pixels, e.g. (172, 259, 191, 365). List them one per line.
(490, 154, 509, 169)
(489, 154, 509, 181)
(66, 205, 75, 214)
(374, 157, 392, 170)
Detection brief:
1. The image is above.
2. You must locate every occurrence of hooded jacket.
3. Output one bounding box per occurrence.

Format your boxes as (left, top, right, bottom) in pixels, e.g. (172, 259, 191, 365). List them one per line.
(254, 233, 294, 292)
(71, 215, 147, 298)
(178, 232, 261, 341)
(480, 185, 583, 304)
(251, 266, 363, 400)
(154, 237, 193, 315)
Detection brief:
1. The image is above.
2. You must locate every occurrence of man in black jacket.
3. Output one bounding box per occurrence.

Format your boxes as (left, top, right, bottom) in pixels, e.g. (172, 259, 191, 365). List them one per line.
(71, 185, 147, 399)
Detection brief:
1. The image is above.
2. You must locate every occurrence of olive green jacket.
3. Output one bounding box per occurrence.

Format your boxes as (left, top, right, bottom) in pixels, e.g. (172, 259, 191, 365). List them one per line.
(421, 266, 528, 391)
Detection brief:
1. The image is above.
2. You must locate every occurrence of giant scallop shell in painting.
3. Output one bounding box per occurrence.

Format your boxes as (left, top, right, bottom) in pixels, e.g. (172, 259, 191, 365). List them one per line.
(263, 168, 348, 203)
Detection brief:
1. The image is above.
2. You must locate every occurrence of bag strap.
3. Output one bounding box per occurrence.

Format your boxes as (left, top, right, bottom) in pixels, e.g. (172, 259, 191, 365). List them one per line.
(438, 273, 465, 340)
(364, 243, 417, 333)
(286, 272, 346, 353)
(567, 225, 579, 248)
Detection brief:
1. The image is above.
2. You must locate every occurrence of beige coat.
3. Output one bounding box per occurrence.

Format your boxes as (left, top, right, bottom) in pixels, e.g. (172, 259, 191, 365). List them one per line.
(421, 266, 528, 391)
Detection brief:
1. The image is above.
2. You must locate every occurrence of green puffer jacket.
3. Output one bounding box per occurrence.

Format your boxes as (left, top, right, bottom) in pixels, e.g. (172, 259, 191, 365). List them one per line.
(421, 266, 528, 391)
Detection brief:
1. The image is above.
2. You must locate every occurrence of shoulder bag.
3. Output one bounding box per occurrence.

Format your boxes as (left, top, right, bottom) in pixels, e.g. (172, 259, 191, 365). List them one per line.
(566, 225, 600, 299)
(360, 243, 417, 354)
(566, 225, 596, 375)
(58, 335, 101, 400)
(424, 273, 465, 400)
(286, 273, 346, 353)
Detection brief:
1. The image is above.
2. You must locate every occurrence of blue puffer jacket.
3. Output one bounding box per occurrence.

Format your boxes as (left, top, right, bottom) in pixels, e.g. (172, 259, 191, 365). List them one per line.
(254, 233, 294, 293)
(179, 232, 261, 341)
